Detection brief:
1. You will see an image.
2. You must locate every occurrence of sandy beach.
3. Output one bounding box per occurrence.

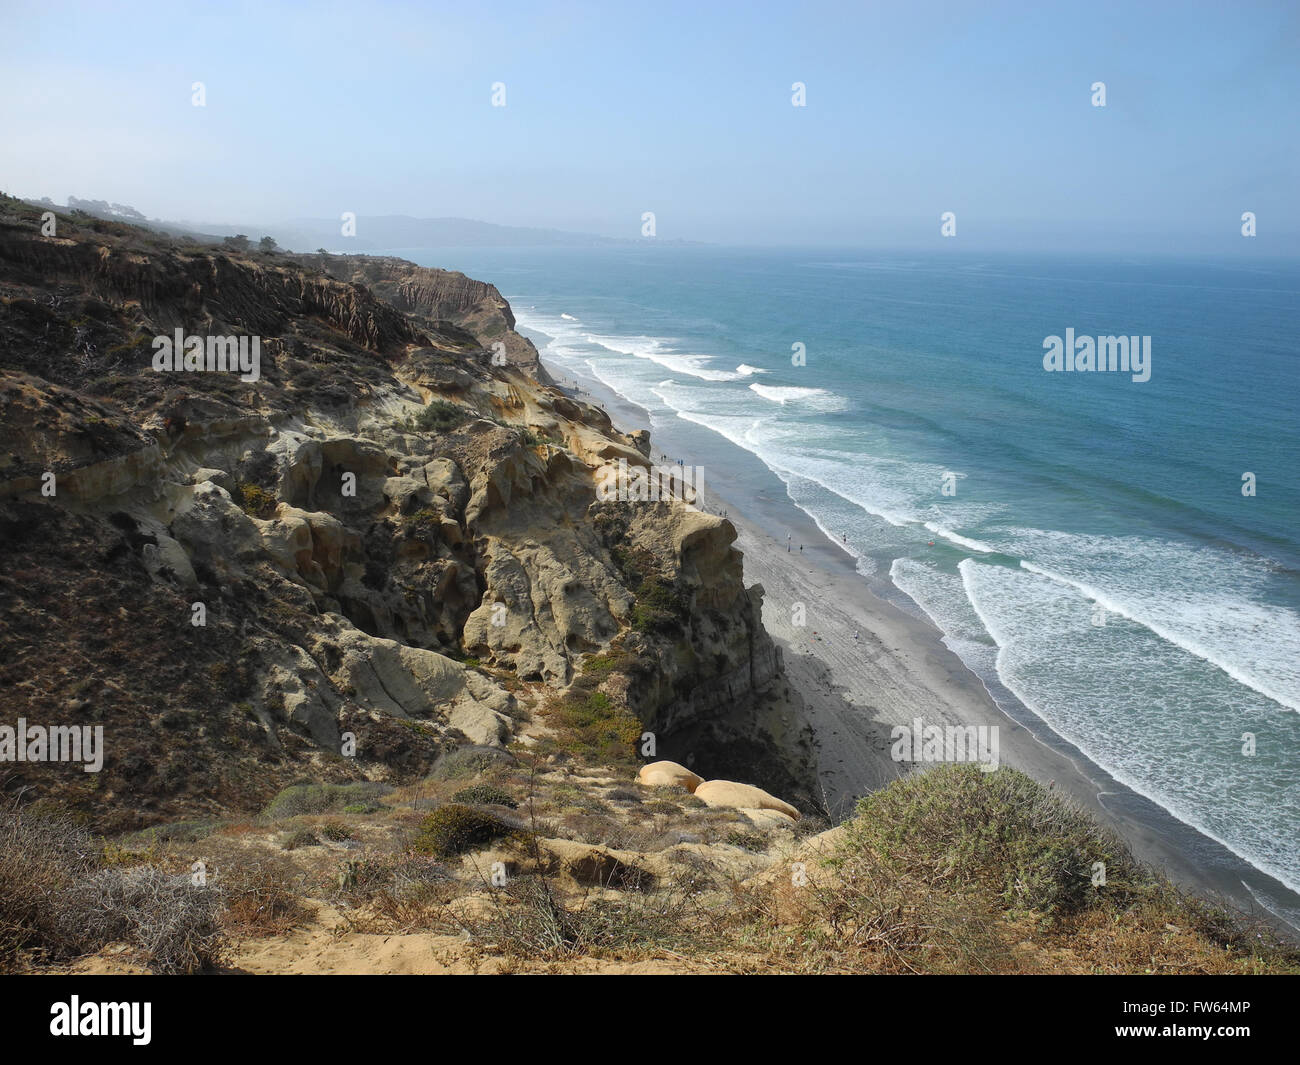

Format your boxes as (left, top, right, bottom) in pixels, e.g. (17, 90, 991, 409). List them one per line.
(543, 359, 1300, 935)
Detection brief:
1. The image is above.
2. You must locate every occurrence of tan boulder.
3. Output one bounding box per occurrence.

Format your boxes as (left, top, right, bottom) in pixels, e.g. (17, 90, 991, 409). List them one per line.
(694, 780, 800, 821)
(637, 760, 703, 793)
(739, 807, 797, 829)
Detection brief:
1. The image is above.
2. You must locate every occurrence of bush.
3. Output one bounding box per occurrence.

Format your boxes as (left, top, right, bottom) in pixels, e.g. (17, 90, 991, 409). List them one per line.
(550, 690, 643, 766)
(1, 799, 228, 974)
(606, 788, 643, 804)
(281, 828, 320, 850)
(62, 867, 224, 974)
(631, 578, 687, 634)
(411, 805, 512, 859)
(235, 481, 278, 519)
(337, 853, 449, 899)
(445, 871, 710, 960)
(579, 651, 637, 680)
(429, 746, 517, 781)
(406, 401, 468, 434)
(406, 508, 443, 541)
(126, 819, 217, 846)
(452, 784, 518, 809)
(219, 857, 306, 937)
(0, 800, 99, 971)
(261, 782, 392, 821)
(318, 820, 354, 842)
(844, 764, 1144, 918)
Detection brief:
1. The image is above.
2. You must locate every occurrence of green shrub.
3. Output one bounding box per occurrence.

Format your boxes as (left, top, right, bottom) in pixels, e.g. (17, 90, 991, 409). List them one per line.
(411, 805, 512, 858)
(261, 782, 392, 821)
(842, 764, 1144, 919)
(406, 400, 468, 433)
(452, 784, 518, 809)
(631, 578, 687, 634)
(406, 507, 442, 540)
(579, 652, 636, 680)
(126, 819, 217, 845)
(318, 820, 354, 842)
(235, 481, 278, 519)
(550, 691, 643, 766)
(281, 828, 320, 850)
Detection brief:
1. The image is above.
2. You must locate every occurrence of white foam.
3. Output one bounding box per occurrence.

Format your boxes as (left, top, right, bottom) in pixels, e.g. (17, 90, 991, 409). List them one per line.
(891, 557, 992, 645)
(1021, 558, 1300, 714)
(958, 557, 1300, 893)
(922, 521, 996, 555)
(967, 525, 1300, 716)
(584, 332, 742, 381)
(736, 363, 768, 376)
(748, 383, 847, 410)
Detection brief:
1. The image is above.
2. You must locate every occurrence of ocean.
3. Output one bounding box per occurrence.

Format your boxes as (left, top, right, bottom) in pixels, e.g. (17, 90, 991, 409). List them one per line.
(383, 244, 1300, 898)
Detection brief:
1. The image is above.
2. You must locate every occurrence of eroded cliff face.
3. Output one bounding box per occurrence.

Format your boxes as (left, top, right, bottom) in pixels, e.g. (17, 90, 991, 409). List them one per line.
(0, 197, 813, 829)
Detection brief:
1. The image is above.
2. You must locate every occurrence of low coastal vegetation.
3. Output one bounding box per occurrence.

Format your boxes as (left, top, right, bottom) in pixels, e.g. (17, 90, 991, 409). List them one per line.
(402, 400, 468, 434)
(4, 763, 1295, 975)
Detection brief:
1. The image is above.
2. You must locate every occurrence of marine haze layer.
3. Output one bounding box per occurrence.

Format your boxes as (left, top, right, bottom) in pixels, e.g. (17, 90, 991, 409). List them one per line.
(378, 244, 1300, 901)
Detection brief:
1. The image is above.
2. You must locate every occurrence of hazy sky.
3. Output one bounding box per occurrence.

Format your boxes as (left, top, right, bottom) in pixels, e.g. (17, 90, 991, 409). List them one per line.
(2, 0, 1297, 251)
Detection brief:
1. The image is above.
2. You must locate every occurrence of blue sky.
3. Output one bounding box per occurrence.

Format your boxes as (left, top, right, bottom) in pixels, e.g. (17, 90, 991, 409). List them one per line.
(2, 0, 1297, 250)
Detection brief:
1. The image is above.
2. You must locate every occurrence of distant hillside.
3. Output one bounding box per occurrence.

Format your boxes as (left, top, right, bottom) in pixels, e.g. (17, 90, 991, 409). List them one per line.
(19, 197, 701, 252)
(267, 215, 658, 251)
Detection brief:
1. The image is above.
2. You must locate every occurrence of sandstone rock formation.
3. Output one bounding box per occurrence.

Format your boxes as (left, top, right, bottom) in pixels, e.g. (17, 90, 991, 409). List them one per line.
(694, 780, 802, 821)
(636, 760, 704, 792)
(0, 196, 814, 829)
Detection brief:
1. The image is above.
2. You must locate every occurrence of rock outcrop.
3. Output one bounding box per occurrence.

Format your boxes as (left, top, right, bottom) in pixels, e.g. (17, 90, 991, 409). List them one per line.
(0, 195, 815, 829)
(636, 760, 704, 792)
(694, 780, 801, 821)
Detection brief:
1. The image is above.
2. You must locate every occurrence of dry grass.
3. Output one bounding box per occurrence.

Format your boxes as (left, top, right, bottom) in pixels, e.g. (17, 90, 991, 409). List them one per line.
(438, 863, 720, 962)
(0, 795, 99, 970)
(62, 867, 224, 974)
(0, 793, 224, 973)
(11, 761, 1296, 975)
(219, 855, 309, 938)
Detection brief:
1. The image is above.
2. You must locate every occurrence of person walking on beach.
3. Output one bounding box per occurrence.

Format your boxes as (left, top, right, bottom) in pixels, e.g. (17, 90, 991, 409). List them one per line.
(787, 534, 792, 553)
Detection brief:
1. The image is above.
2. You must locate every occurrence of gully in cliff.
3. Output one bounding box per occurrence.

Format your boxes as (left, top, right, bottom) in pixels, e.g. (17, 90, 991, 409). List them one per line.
(152, 328, 261, 382)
